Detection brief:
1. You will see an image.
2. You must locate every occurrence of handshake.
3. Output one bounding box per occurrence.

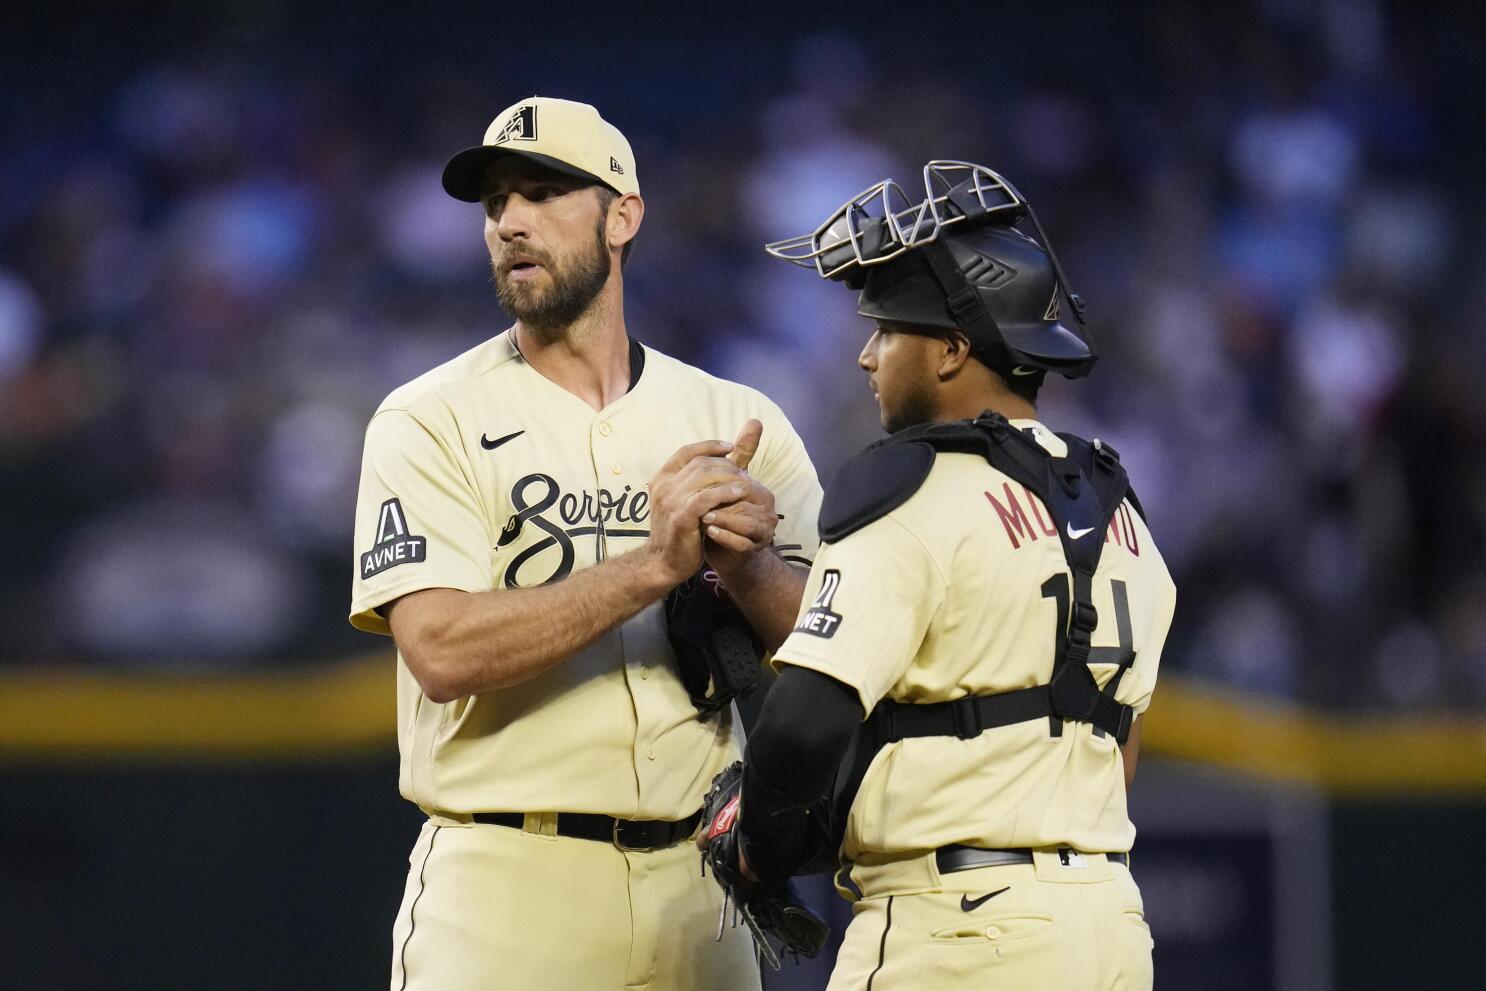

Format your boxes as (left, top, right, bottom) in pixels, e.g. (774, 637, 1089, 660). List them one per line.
(643, 418, 779, 589)
(652, 418, 787, 717)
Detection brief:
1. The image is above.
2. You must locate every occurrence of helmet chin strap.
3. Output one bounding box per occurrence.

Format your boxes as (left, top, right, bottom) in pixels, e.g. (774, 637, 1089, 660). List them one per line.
(919, 239, 1003, 348)
(913, 241, 1044, 385)
(916, 227, 1095, 377)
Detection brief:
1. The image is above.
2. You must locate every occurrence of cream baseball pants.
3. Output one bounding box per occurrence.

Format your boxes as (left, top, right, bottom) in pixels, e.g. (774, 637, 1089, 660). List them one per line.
(827, 847, 1152, 991)
(390, 815, 762, 991)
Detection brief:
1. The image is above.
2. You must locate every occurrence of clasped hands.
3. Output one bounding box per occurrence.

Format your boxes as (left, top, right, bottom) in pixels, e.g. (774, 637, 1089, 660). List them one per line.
(645, 418, 778, 588)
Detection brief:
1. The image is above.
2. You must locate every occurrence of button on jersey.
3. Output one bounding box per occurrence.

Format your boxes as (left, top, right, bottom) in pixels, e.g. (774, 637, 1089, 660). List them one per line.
(350, 332, 822, 819)
(773, 421, 1176, 858)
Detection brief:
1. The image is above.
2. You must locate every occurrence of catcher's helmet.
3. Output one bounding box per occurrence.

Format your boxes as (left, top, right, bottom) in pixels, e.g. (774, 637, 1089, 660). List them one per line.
(765, 161, 1097, 379)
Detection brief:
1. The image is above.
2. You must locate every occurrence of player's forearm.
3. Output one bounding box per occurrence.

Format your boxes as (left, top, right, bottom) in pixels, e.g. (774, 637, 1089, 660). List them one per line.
(738, 666, 862, 883)
(711, 549, 807, 651)
(390, 547, 674, 700)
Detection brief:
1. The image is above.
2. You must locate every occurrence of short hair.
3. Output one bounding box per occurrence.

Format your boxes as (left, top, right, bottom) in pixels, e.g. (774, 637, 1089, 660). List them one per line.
(594, 187, 634, 269)
(964, 335, 1043, 403)
(994, 362, 1043, 403)
(998, 366, 1046, 401)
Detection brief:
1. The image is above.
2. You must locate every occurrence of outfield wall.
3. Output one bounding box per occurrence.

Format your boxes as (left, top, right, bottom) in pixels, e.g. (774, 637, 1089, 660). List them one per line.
(1, 660, 1479, 989)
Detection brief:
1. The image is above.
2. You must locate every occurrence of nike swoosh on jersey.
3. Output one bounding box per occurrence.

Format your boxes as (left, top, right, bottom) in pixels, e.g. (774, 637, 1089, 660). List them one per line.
(481, 430, 525, 450)
(1066, 522, 1096, 539)
(1011, 366, 1040, 376)
(960, 887, 1010, 912)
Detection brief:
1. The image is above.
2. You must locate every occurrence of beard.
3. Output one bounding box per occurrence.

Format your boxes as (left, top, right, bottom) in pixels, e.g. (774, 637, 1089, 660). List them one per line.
(493, 218, 611, 335)
(882, 377, 938, 434)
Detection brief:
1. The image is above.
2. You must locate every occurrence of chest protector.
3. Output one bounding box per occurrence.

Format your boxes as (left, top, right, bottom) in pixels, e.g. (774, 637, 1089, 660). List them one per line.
(817, 410, 1145, 850)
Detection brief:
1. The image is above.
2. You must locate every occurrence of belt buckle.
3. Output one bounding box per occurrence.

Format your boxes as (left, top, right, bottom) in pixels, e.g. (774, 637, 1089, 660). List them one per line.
(612, 818, 662, 853)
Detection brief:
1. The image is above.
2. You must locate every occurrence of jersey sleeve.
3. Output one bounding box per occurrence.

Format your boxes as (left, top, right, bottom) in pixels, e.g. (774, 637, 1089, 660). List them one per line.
(349, 408, 492, 635)
(1117, 527, 1178, 717)
(771, 514, 946, 715)
(748, 400, 822, 568)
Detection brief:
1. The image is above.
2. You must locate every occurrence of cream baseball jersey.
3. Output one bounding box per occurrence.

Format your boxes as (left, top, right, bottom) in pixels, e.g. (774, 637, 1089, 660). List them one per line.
(350, 330, 822, 819)
(774, 421, 1175, 858)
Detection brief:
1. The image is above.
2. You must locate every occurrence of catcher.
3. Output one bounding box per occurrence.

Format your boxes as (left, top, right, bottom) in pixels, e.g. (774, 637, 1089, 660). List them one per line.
(699, 161, 1176, 990)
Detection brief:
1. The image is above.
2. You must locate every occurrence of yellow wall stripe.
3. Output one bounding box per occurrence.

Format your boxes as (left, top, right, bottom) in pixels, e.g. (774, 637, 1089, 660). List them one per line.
(2, 657, 1484, 792)
(1138, 678, 1486, 795)
(0, 655, 395, 760)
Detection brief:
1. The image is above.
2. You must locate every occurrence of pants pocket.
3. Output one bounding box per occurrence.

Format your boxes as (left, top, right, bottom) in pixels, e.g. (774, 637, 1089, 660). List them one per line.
(930, 913, 1054, 944)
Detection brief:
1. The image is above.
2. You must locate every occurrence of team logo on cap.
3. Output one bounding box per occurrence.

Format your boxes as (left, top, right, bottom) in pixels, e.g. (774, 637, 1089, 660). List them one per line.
(494, 105, 538, 145)
(610, 156, 625, 175)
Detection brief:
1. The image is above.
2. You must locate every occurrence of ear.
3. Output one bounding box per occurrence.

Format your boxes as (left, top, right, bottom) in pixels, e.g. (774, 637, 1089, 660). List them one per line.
(608, 192, 644, 253)
(936, 332, 974, 380)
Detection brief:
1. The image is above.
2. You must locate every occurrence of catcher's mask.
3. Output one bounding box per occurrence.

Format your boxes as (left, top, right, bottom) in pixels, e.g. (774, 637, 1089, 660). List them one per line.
(765, 161, 1096, 379)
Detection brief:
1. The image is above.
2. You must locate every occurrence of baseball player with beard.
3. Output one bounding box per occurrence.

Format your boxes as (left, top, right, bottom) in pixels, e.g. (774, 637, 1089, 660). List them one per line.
(697, 162, 1176, 990)
(349, 97, 821, 991)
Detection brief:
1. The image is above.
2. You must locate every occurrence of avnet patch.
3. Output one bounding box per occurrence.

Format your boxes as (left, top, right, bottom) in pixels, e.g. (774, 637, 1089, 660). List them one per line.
(361, 498, 428, 578)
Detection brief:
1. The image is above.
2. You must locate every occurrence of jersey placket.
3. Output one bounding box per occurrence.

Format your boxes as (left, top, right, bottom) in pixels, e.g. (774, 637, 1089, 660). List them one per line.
(587, 410, 662, 803)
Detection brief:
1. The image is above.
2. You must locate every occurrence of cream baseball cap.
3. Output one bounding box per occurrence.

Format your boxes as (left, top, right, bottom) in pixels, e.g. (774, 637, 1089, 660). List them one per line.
(442, 96, 639, 202)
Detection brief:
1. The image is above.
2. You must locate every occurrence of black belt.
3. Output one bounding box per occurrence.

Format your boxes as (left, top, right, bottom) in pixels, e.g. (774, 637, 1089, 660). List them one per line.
(936, 845, 1129, 874)
(472, 810, 703, 852)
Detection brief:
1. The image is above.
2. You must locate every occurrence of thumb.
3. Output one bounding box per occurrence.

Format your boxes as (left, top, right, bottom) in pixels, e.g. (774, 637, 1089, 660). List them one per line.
(728, 418, 763, 471)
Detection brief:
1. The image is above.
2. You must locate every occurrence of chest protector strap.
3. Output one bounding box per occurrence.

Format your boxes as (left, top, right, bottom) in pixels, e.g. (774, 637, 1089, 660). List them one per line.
(844, 413, 1141, 751)
(873, 412, 1139, 749)
(810, 412, 1145, 866)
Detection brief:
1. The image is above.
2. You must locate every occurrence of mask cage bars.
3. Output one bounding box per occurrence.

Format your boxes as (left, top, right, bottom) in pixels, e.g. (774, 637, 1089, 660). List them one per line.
(764, 160, 1086, 324)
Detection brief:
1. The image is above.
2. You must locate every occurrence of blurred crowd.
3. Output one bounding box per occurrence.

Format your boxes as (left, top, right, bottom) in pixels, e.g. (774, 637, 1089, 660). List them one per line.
(2, 1, 1482, 710)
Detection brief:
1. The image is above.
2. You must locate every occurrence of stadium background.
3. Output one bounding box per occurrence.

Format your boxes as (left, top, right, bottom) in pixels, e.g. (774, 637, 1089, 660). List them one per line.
(2, 1, 1482, 987)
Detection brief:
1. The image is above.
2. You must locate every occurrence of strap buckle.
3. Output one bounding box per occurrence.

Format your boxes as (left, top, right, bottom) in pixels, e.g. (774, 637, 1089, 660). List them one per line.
(944, 284, 982, 323)
(1071, 600, 1099, 633)
(951, 698, 984, 740)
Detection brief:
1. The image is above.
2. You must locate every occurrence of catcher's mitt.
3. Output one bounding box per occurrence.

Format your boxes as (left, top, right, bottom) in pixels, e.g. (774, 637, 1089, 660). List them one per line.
(699, 762, 830, 969)
(665, 567, 763, 718)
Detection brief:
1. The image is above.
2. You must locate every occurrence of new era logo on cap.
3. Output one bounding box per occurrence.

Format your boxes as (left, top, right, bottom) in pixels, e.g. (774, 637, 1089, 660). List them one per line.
(494, 104, 537, 145)
(610, 156, 624, 175)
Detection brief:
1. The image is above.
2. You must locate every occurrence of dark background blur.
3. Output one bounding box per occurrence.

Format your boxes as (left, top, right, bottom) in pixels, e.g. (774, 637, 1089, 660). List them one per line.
(2, 1, 1483, 988)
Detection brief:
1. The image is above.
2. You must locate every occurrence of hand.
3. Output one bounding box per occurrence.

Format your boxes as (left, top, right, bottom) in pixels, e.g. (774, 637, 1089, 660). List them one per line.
(693, 795, 757, 883)
(703, 420, 779, 576)
(645, 439, 751, 587)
